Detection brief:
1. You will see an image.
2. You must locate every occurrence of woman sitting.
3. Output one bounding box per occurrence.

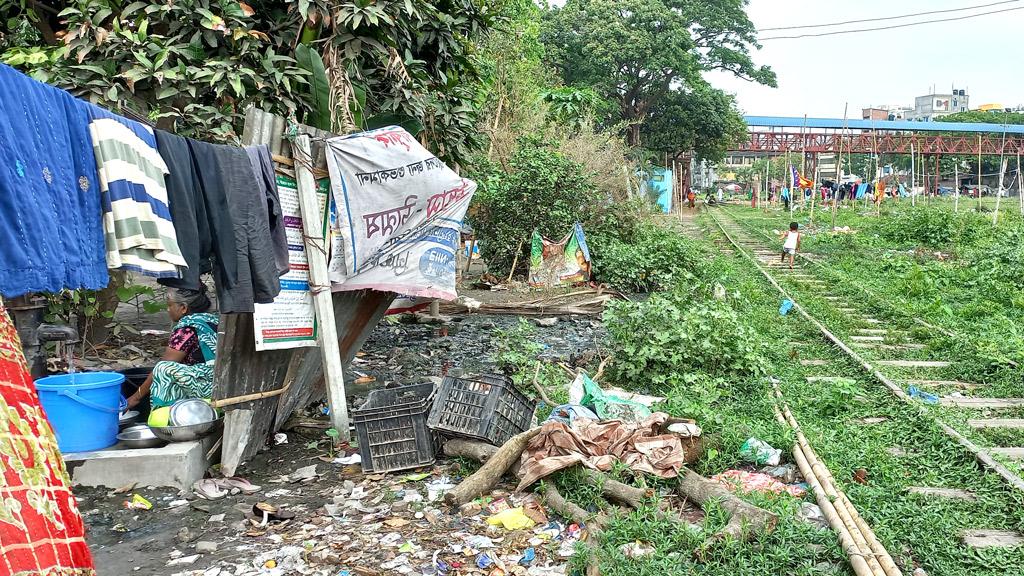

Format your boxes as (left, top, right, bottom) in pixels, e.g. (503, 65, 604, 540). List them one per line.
(126, 287, 218, 415)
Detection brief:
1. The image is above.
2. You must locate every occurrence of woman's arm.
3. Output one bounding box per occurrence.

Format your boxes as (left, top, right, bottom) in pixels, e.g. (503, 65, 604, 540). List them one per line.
(126, 346, 187, 409)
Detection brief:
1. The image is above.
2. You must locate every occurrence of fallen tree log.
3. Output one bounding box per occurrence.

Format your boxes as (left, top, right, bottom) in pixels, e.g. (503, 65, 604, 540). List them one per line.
(444, 427, 541, 507)
(541, 484, 604, 576)
(442, 439, 498, 463)
(677, 467, 779, 546)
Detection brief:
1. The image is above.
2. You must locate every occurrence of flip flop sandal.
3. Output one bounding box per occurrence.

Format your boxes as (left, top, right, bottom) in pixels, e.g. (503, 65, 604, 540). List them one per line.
(216, 477, 261, 495)
(253, 502, 295, 524)
(193, 478, 227, 500)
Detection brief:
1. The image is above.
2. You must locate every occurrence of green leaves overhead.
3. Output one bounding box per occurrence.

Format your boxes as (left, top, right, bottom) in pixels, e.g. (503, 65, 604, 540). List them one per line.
(294, 43, 331, 131)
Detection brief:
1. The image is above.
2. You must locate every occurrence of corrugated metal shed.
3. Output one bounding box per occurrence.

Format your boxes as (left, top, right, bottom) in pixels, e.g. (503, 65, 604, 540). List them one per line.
(745, 116, 1024, 135)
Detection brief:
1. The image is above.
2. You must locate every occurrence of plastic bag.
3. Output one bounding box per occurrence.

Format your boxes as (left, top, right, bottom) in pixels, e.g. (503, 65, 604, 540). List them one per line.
(570, 373, 651, 422)
(739, 437, 782, 466)
(486, 507, 536, 530)
(779, 299, 794, 316)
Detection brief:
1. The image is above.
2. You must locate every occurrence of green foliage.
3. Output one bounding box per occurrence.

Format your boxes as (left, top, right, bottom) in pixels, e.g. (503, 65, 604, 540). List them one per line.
(541, 0, 774, 146)
(641, 81, 747, 163)
(604, 291, 767, 393)
(294, 43, 331, 131)
(540, 86, 603, 129)
(491, 318, 543, 374)
(869, 207, 989, 249)
(588, 222, 708, 292)
(470, 137, 601, 275)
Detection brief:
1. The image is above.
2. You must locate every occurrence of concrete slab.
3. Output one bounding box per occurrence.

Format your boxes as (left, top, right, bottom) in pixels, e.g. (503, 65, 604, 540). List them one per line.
(940, 398, 1024, 409)
(837, 307, 856, 313)
(806, 376, 854, 383)
(800, 359, 830, 366)
(861, 318, 882, 324)
(856, 417, 889, 425)
(876, 360, 950, 368)
(906, 379, 978, 390)
(967, 419, 1024, 429)
(962, 530, 1024, 548)
(850, 335, 885, 342)
(856, 329, 888, 335)
(909, 487, 976, 501)
(64, 435, 217, 490)
(851, 343, 926, 351)
(989, 447, 1024, 459)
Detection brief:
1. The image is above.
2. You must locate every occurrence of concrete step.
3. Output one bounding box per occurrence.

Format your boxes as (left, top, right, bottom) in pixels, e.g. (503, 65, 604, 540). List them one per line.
(850, 335, 885, 342)
(939, 397, 1024, 409)
(989, 447, 1024, 459)
(906, 379, 979, 391)
(856, 329, 888, 335)
(65, 436, 217, 490)
(861, 318, 882, 324)
(806, 376, 854, 383)
(851, 342, 925, 351)
(876, 360, 950, 368)
(800, 359, 830, 366)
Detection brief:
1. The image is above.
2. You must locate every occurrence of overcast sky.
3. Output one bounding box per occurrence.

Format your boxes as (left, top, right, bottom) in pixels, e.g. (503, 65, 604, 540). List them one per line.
(703, 0, 1023, 117)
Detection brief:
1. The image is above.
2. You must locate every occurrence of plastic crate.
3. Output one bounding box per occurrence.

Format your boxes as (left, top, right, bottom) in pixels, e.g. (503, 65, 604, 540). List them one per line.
(353, 383, 436, 474)
(427, 374, 535, 446)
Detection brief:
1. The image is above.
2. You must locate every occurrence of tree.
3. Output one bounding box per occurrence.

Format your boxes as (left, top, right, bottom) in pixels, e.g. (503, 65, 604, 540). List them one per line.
(0, 0, 498, 164)
(641, 82, 746, 163)
(541, 0, 774, 146)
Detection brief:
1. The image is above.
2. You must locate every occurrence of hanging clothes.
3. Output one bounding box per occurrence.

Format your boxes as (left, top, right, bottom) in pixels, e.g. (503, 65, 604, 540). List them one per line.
(0, 303, 96, 574)
(86, 105, 186, 278)
(187, 140, 282, 313)
(154, 130, 238, 291)
(0, 64, 108, 297)
(244, 145, 289, 277)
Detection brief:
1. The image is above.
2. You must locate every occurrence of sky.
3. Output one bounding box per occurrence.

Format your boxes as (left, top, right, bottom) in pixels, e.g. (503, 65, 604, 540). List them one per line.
(703, 0, 1024, 117)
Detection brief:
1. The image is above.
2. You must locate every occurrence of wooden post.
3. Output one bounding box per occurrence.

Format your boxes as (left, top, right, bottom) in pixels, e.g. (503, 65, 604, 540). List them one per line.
(1017, 153, 1023, 215)
(910, 142, 916, 207)
(978, 134, 983, 210)
(294, 134, 350, 441)
(954, 163, 960, 213)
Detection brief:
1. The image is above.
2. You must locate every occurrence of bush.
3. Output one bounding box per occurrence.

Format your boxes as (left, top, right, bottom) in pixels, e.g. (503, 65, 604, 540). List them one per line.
(604, 290, 766, 393)
(468, 137, 602, 275)
(870, 207, 989, 249)
(588, 222, 709, 292)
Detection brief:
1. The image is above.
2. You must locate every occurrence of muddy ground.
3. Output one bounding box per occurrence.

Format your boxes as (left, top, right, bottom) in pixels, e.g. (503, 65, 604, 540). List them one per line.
(77, 285, 608, 576)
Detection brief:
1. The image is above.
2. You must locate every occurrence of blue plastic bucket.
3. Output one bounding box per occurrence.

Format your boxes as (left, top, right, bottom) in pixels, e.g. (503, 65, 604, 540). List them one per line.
(35, 372, 126, 453)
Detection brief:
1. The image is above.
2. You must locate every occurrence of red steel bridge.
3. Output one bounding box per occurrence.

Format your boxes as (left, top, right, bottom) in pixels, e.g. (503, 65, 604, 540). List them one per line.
(738, 116, 1024, 156)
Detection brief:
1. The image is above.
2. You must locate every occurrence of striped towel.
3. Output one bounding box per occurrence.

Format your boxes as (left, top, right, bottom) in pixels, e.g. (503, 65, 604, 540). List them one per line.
(86, 105, 186, 278)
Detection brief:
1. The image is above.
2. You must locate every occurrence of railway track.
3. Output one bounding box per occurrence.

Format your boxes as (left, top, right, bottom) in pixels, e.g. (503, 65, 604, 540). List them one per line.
(706, 206, 1024, 494)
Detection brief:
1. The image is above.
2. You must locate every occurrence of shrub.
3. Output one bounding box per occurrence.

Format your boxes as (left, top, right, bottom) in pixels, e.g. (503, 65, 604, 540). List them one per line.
(870, 207, 989, 249)
(588, 222, 709, 292)
(468, 137, 602, 275)
(603, 290, 766, 393)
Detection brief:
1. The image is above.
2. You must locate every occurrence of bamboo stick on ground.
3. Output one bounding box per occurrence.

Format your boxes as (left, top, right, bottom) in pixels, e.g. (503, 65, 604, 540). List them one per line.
(773, 384, 902, 576)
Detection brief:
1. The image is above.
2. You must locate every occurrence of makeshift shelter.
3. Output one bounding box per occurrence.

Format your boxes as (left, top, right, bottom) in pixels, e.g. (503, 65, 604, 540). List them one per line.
(528, 223, 592, 287)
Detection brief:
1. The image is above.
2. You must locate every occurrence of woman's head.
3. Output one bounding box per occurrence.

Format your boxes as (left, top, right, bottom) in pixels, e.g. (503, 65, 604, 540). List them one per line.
(166, 287, 212, 321)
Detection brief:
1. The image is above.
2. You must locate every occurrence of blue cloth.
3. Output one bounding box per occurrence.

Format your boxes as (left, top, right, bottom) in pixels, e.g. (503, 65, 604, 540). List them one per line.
(855, 184, 868, 199)
(0, 64, 108, 297)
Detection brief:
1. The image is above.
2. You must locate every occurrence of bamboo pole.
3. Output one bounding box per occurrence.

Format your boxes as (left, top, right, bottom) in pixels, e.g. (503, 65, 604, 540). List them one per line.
(978, 134, 983, 210)
(994, 121, 1008, 224)
(771, 405, 877, 576)
(910, 142, 916, 207)
(1017, 152, 1023, 215)
(833, 104, 848, 229)
(955, 163, 960, 213)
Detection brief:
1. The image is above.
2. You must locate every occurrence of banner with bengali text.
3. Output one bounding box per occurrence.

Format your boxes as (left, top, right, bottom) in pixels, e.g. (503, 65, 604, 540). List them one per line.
(324, 126, 475, 300)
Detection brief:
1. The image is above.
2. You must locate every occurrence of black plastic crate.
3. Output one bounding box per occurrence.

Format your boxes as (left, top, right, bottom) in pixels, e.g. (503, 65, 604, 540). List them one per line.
(353, 383, 436, 474)
(427, 374, 535, 446)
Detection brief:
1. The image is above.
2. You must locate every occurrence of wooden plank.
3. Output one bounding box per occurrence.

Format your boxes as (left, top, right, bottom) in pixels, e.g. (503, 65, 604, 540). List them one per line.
(908, 487, 976, 501)
(876, 360, 950, 368)
(989, 448, 1024, 459)
(940, 398, 1024, 409)
(295, 134, 349, 441)
(850, 335, 884, 342)
(962, 529, 1024, 548)
(967, 419, 1024, 430)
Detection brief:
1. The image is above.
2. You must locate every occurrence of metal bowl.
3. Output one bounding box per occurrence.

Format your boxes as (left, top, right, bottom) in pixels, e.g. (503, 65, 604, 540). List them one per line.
(150, 418, 222, 443)
(168, 398, 217, 427)
(119, 410, 140, 428)
(117, 424, 167, 449)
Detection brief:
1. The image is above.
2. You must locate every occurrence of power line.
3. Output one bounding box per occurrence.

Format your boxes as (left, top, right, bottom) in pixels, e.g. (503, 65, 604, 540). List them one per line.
(760, 5, 1024, 40)
(759, 0, 1019, 31)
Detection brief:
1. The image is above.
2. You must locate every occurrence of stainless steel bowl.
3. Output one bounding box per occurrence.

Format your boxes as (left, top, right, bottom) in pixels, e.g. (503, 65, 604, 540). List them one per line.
(150, 418, 222, 442)
(117, 424, 167, 449)
(169, 398, 217, 427)
(119, 410, 140, 428)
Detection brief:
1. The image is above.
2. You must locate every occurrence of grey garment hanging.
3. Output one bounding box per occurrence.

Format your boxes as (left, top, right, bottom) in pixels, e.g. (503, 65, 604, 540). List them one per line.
(245, 145, 289, 277)
(155, 130, 238, 291)
(195, 142, 281, 313)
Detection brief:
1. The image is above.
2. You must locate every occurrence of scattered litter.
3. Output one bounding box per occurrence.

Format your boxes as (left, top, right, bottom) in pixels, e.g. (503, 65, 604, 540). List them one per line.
(519, 547, 536, 566)
(762, 464, 798, 484)
(667, 421, 702, 437)
(852, 468, 869, 485)
(476, 552, 494, 569)
(779, 299, 794, 316)
(124, 494, 153, 510)
(333, 454, 362, 465)
(796, 502, 829, 530)
(486, 507, 536, 530)
(208, 513, 225, 523)
(402, 472, 432, 482)
(290, 464, 319, 482)
(711, 470, 806, 497)
(167, 554, 200, 566)
(908, 386, 939, 404)
(195, 541, 218, 554)
(426, 477, 457, 501)
(619, 542, 655, 558)
(166, 499, 189, 509)
(533, 317, 559, 327)
(380, 532, 404, 547)
(465, 535, 496, 549)
(739, 437, 782, 466)
(273, 433, 288, 445)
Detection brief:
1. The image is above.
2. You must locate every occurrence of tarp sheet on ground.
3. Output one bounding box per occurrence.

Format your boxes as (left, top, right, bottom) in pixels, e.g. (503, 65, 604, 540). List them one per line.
(528, 222, 592, 287)
(324, 127, 476, 300)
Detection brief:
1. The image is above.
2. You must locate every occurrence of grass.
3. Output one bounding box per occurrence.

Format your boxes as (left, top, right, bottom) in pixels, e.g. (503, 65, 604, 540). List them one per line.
(547, 207, 1024, 576)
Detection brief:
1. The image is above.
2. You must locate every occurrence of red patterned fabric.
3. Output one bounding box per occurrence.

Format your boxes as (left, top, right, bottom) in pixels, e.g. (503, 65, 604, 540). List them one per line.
(0, 304, 95, 575)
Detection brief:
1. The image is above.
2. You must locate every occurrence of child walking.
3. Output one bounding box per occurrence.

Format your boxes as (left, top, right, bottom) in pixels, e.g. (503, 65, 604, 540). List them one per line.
(780, 222, 800, 269)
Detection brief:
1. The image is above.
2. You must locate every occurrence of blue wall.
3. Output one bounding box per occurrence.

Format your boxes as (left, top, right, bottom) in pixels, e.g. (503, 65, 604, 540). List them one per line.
(646, 166, 673, 213)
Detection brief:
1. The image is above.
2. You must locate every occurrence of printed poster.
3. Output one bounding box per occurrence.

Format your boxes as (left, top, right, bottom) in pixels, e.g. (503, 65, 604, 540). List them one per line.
(252, 174, 331, 351)
(324, 126, 475, 300)
(528, 223, 592, 287)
